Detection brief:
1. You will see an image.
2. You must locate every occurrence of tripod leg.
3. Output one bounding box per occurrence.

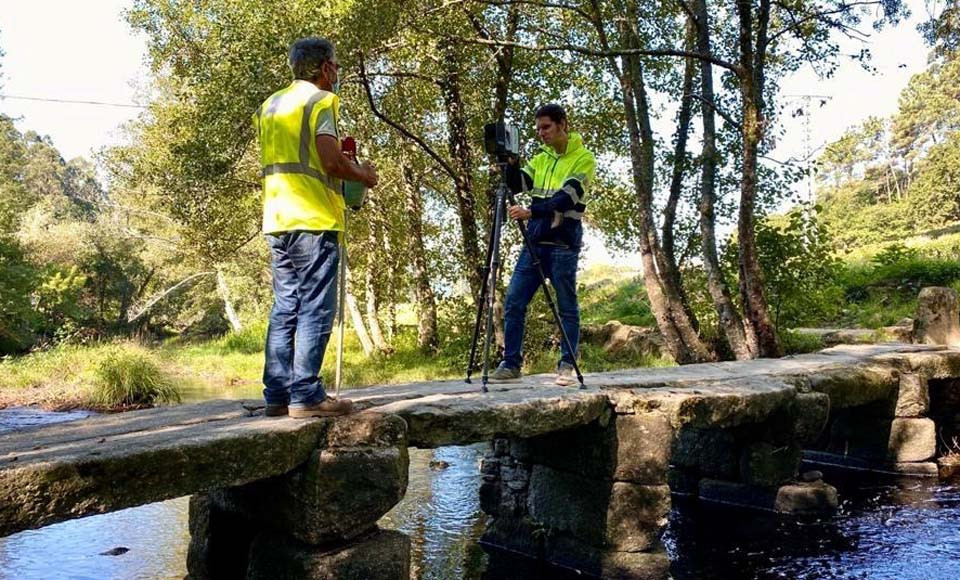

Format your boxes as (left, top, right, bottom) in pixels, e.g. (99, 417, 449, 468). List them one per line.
(465, 216, 498, 383)
(479, 189, 507, 393)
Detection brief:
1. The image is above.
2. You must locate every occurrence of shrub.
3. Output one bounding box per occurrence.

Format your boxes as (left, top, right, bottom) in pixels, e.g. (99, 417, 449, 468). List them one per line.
(219, 321, 268, 354)
(87, 345, 181, 408)
(780, 330, 825, 355)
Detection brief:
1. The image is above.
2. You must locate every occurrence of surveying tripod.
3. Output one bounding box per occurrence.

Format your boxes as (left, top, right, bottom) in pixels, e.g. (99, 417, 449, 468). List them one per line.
(465, 162, 586, 392)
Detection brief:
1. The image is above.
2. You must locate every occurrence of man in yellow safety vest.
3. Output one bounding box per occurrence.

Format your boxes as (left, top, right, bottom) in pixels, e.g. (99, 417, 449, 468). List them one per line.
(490, 104, 596, 386)
(254, 37, 378, 418)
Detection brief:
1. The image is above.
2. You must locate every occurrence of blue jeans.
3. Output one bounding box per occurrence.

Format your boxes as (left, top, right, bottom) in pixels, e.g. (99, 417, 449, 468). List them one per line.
(263, 231, 339, 407)
(502, 245, 580, 369)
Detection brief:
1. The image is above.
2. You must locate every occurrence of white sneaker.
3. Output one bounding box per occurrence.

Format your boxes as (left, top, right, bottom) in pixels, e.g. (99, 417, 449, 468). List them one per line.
(555, 362, 578, 386)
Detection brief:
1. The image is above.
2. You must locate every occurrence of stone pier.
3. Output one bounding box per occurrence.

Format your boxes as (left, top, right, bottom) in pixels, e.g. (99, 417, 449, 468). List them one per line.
(186, 413, 411, 580)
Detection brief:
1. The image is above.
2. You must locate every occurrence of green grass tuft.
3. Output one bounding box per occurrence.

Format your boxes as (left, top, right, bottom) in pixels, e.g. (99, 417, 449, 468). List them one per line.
(218, 322, 268, 354)
(87, 344, 181, 409)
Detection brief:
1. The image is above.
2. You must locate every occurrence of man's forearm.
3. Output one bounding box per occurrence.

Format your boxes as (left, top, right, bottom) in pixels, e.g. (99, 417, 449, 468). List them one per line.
(324, 155, 369, 182)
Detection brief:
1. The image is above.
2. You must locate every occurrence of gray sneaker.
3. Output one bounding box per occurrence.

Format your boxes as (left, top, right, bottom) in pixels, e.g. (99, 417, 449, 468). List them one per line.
(488, 362, 522, 382)
(555, 362, 578, 386)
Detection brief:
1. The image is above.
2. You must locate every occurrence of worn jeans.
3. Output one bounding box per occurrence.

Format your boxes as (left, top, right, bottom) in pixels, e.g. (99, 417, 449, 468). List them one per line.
(262, 231, 339, 407)
(502, 245, 580, 369)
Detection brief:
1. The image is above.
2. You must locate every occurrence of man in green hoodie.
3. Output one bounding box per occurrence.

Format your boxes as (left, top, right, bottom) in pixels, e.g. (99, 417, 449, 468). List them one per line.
(490, 103, 596, 386)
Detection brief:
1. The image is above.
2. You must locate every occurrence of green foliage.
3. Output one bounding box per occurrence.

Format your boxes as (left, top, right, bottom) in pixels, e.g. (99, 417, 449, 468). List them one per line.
(219, 321, 267, 354)
(0, 236, 38, 353)
(726, 206, 844, 329)
(87, 344, 181, 409)
(818, 52, 960, 247)
(32, 266, 88, 342)
(579, 276, 655, 327)
(870, 243, 919, 267)
(779, 330, 826, 355)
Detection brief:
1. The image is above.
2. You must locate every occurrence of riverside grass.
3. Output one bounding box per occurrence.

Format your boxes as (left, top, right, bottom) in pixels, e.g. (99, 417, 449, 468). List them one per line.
(0, 324, 670, 411)
(88, 346, 181, 408)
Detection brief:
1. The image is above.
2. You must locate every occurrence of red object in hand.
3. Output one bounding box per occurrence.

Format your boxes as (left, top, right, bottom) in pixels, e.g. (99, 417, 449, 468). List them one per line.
(341, 136, 357, 161)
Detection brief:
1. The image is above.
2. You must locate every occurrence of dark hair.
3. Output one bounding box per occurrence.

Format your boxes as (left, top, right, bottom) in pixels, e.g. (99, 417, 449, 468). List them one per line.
(288, 37, 335, 82)
(535, 103, 567, 125)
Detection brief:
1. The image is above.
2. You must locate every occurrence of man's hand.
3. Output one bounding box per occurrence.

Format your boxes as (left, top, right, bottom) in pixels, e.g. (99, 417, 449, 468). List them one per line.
(360, 161, 379, 188)
(507, 204, 531, 221)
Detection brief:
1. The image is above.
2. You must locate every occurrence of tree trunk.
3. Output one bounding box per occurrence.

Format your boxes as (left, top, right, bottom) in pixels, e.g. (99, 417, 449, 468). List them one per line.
(216, 268, 243, 332)
(364, 265, 390, 352)
(346, 286, 375, 357)
(659, 16, 699, 330)
(736, 0, 782, 357)
(618, 4, 715, 364)
(694, 0, 754, 360)
(363, 194, 390, 353)
(439, 43, 483, 303)
(402, 164, 439, 351)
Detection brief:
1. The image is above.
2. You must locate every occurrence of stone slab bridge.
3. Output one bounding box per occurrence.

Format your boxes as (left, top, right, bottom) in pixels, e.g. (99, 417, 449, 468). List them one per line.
(3, 343, 960, 579)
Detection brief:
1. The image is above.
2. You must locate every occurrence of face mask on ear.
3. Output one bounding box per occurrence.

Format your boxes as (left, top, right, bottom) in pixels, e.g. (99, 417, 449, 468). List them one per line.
(331, 81, 340, 95)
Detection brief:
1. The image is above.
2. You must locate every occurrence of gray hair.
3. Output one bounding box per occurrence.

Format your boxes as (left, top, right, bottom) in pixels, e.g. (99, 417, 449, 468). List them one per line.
(288, 37, 335, 82)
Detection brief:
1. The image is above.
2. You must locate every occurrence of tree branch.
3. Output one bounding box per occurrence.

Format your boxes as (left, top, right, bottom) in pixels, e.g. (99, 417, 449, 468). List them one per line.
(688, 93, 743, 131)
(357, 53, 459, 181)
(444, 34, 743, 74)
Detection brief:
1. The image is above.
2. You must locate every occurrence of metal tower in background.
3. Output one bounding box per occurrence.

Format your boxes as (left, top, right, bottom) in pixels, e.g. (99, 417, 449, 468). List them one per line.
(785, 94, 833, 204)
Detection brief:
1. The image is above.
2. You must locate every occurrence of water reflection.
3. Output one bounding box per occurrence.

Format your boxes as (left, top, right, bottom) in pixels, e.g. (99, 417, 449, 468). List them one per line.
(0, 498, 189, 580)
(379, 446, 489, 579)
(666, 473, 960, 580)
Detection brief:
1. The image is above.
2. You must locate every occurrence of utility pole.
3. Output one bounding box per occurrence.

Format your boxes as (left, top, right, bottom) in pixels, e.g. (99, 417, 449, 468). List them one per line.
(784, 94, 832, 204)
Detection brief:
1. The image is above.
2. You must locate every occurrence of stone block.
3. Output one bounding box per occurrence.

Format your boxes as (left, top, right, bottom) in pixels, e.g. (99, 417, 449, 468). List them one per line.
(219, 443, 409, 545)
(323, 413, 407, 448)
(739, 443, 801, 486)
(479, 480, 500, 515)
(913, 286, 960, 346)
(938, 455, 960, 480)
(246, 528, 410, 580)
(527, 465, 670, 551)
(527, 465, 606, 546)
(516, 412, 672, 485)
(542, 533, 670, 580)
(667, 466, 699, 496)
(794, 392, 830, 446)
(773, 481, 839, 515)
(605, 483, 671, 552)
(516, 421, 614, 480)
(806, 364, 899, 409)
(895, 373, 930, 417)
(888, 417, 936, 462)
(612, 412, 673, 484)
(670, 427, 738, 479)
(601, 549, 672, 580)
(699, 478, 838, 516)
(187, 493, 258, 580)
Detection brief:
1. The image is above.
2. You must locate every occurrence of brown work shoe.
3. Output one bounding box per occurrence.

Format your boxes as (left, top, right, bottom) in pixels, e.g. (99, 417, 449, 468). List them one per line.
(289, 396, 355, 418)
(265, 404, 289, 417)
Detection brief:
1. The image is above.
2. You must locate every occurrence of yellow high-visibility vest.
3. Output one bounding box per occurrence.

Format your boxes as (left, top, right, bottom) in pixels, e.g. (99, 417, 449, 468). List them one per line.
(521, 132, 596, 220)
(253, 80, 345, 234)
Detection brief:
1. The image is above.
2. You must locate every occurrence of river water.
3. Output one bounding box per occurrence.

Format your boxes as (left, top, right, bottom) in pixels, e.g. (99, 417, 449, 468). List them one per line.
(2, 400, 960, 579)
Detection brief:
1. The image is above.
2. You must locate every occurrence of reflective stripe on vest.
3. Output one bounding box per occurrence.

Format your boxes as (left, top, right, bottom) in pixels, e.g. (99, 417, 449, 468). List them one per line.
(259, 91, 339, 193)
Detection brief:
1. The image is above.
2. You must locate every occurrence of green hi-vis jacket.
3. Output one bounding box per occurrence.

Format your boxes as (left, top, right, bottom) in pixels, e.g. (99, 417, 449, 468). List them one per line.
(517, 132, 596, 249)
(253, 80, 345, 235)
